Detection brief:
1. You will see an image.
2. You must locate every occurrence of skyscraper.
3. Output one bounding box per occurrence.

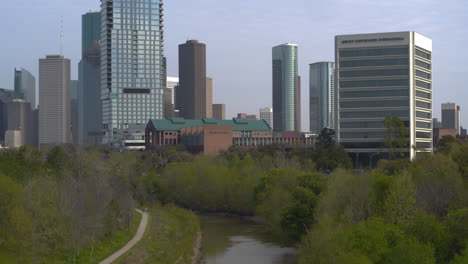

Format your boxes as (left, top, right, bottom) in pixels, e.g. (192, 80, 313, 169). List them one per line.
(309, 62, 335, 134)
(206, 77, 213, 118)
(39, 55, 71, 147)
(14, 68, 36, 109)
(272, 43, 300, 132)
(71, 80, 79, 144)
(0, 89, 14, 143)
(213, 104, 226, 120)
(177, 40, 210, 119)
(259, 107, 273, 128)
(79, 11, 102, 146)
(7, 99, 33, 146)
(101, 0, 165, 146)
(442, 103, 461, 134)
(336, 32, 433, 160)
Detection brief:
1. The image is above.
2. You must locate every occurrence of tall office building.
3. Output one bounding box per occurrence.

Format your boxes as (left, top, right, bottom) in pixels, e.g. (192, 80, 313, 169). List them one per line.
(101, 0, 165, 146)
(213, 104, 226, 120)
(0, 89, 14, 143)
(79, 11, 102, 146)
(14, 68, 36, 109)
(272, 43, 300, 132)
(336, 32, 433, 160)
(206, 77, 213, 118)
(167, 77, 179, 105)
(442, 103, 461, 134)
(71, 80, 79, 144)
(177, 40, 211, 119)
(39, 55, 71, 147)
(260, 107, 273, 128)
(309, 62, 335, 134)
(7, 99, 33, 146)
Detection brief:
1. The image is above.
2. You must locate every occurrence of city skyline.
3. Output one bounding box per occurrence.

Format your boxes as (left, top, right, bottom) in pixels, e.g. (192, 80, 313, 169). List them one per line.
(0, 0, 467, 131)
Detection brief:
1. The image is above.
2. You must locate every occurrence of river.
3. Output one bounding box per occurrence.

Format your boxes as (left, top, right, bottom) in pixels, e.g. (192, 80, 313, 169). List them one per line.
(200, 215, 298, 264)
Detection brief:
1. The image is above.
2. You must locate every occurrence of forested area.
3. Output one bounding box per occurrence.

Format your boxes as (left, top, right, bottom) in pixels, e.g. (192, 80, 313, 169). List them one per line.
(155, 135, 468, 264)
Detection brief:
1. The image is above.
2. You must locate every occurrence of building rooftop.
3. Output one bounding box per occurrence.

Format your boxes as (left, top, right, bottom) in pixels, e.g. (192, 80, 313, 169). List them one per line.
(149, 117, 272, 132)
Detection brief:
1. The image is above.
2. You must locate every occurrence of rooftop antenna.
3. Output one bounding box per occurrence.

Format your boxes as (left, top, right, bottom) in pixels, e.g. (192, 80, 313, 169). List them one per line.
(60, 16, 64, 55)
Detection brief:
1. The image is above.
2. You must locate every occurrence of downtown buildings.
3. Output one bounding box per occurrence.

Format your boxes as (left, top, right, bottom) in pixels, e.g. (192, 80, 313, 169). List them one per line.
(309, 62, 335, 134)
(100, 0, 165, 147)
(14, 68, 36, 108)
(335, 31, 433, 160)
(272, 43, 301, 132)
(39, 55, 72, 147)
(441, 103, 461, 135)
(259, 107, 273, 128)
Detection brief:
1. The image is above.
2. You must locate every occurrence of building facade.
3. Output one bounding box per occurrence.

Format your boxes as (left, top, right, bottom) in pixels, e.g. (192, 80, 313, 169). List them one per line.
(213, 104, 226, 120)
(206, 77, 213, 118)
(336, 32, 433, 160)
(260, 107, 273, 129)
(309, 62, 335, 134)
(71, 80, 80, 144)
(39, 55, 71, 147)
(7, 99, 33, 146)
(442, 103, 461, 135)
(272, 43, 300, 132)
(0, 89, 14, 143)
(79, 11, 102, 146)
(100, 0, 165, 146)
(14, 68, 36, 109)
(177, 40, 210, 119)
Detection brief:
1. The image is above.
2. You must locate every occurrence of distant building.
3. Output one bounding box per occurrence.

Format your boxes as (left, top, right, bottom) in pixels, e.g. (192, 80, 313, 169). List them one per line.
(433, 118, 442, 129)
(206, 77, 213, 118)
(7, 99, 33, 146)
(461, 127, 467, 136)
(272, 43, 300, 132)
(433, 128, 458, 146)
(0, 88, 14, 143)
(5, 130, 21, 148)
(309, 62, 335, 134)
(165, 77, 179, 117)
(336, 31, 433, 160)
(145, 118, 314, 155)
(260, 107, 273, 129)
(71, 80, 79, 145)
(177, 40, 210, 119)
(39, 55, 71, 148)
(442, 103, 461, 135)
(237, 113, 258, 120)
(79, 11, 102, 146)
(14, 68, 36, 109)
(237, 113, 247, 119)
(213, 104, 226, 120)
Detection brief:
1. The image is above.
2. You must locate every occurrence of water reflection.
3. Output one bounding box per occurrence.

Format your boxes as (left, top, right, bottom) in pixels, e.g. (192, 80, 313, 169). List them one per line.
(200, 215, 297, 264)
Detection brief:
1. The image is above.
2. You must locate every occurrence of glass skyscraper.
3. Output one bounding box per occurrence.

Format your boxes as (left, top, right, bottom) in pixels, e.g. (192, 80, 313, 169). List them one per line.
(336, 32, 433, 160)
(100, 0, 165, 146)
(309, 62, 335, 134)
(14, 68, 36, 109)
(79, 12, 102, 146)
(272, 43, 300, 132)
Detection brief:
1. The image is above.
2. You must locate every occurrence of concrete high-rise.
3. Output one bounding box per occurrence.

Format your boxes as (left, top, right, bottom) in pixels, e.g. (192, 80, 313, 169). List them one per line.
(272, 43, 300, 132)
(336, 32, 433, 160)
(39, 55, 71, 147)
(442, 103, 461, 134)
(101, 0, 165, 146)
(177, 40, 210, 119)
(213, 104, 226, 120)
(260, 107, 273, 128)
(14, 68, 36, 109)
(79, 11, 102, 146)
(309, 62, 335, 134)
(206, 77, 213, 118)
(7, 99, 33, 146)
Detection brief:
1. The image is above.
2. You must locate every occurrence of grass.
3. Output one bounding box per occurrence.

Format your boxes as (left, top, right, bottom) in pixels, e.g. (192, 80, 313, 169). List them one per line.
(0, 248, 17, 264)
(116, 204, 200, 264)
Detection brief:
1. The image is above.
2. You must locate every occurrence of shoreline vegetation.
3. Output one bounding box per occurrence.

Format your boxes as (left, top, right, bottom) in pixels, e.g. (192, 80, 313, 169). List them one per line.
(0, 132, 467, 263)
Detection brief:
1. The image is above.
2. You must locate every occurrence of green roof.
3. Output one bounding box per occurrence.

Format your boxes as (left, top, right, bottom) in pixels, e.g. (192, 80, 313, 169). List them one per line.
(149, 117, 272, 132)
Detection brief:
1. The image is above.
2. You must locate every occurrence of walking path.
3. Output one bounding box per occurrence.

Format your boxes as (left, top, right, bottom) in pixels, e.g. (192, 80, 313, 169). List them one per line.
(99, 209, 149, 264)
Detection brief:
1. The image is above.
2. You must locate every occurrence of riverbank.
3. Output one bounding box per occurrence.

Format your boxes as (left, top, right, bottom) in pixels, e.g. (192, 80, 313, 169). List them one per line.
(116, 204, 200, 264)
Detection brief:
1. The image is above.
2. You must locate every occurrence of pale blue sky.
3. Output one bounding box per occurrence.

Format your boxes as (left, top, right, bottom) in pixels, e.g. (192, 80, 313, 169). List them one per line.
(1, 0, 467, 131)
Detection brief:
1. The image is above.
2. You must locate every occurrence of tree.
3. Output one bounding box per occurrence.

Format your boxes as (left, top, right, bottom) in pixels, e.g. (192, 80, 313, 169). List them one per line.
(316, 128, 335, 149)
(384, 116, 409, 159)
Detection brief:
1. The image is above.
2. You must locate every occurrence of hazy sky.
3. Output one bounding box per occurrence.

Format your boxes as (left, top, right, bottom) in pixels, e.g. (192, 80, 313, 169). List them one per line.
(1, 0, 467, 131)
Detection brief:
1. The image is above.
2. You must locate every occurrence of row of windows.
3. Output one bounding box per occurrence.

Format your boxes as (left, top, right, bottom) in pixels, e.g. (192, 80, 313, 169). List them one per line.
(339, 47, 409, 58)
(415, 49, 431, 60)
(341, 121, 408, 129)
(340, 131, 388, 139)
(341, 110, 408, 119)
(340, 68, 409, 78)
(340, 100, 408, 109)
(416, 132, 432, 139)
(415, 59, 431, 70)
(416, 101, 431, 109)
(416, 121, 431, 129)
(113, 24, 161, 31)
(416, 70, 431, 80)
(340, 58, 409, 68)
(340, 89, 409, 98)
(416, 90, 431, 99)
(341, 142, 386, 149)
(340, 79, 409, 88)
(416, 142, 432, 149)
(416, 111, 431, 119)
(416, 80, 431, 89)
